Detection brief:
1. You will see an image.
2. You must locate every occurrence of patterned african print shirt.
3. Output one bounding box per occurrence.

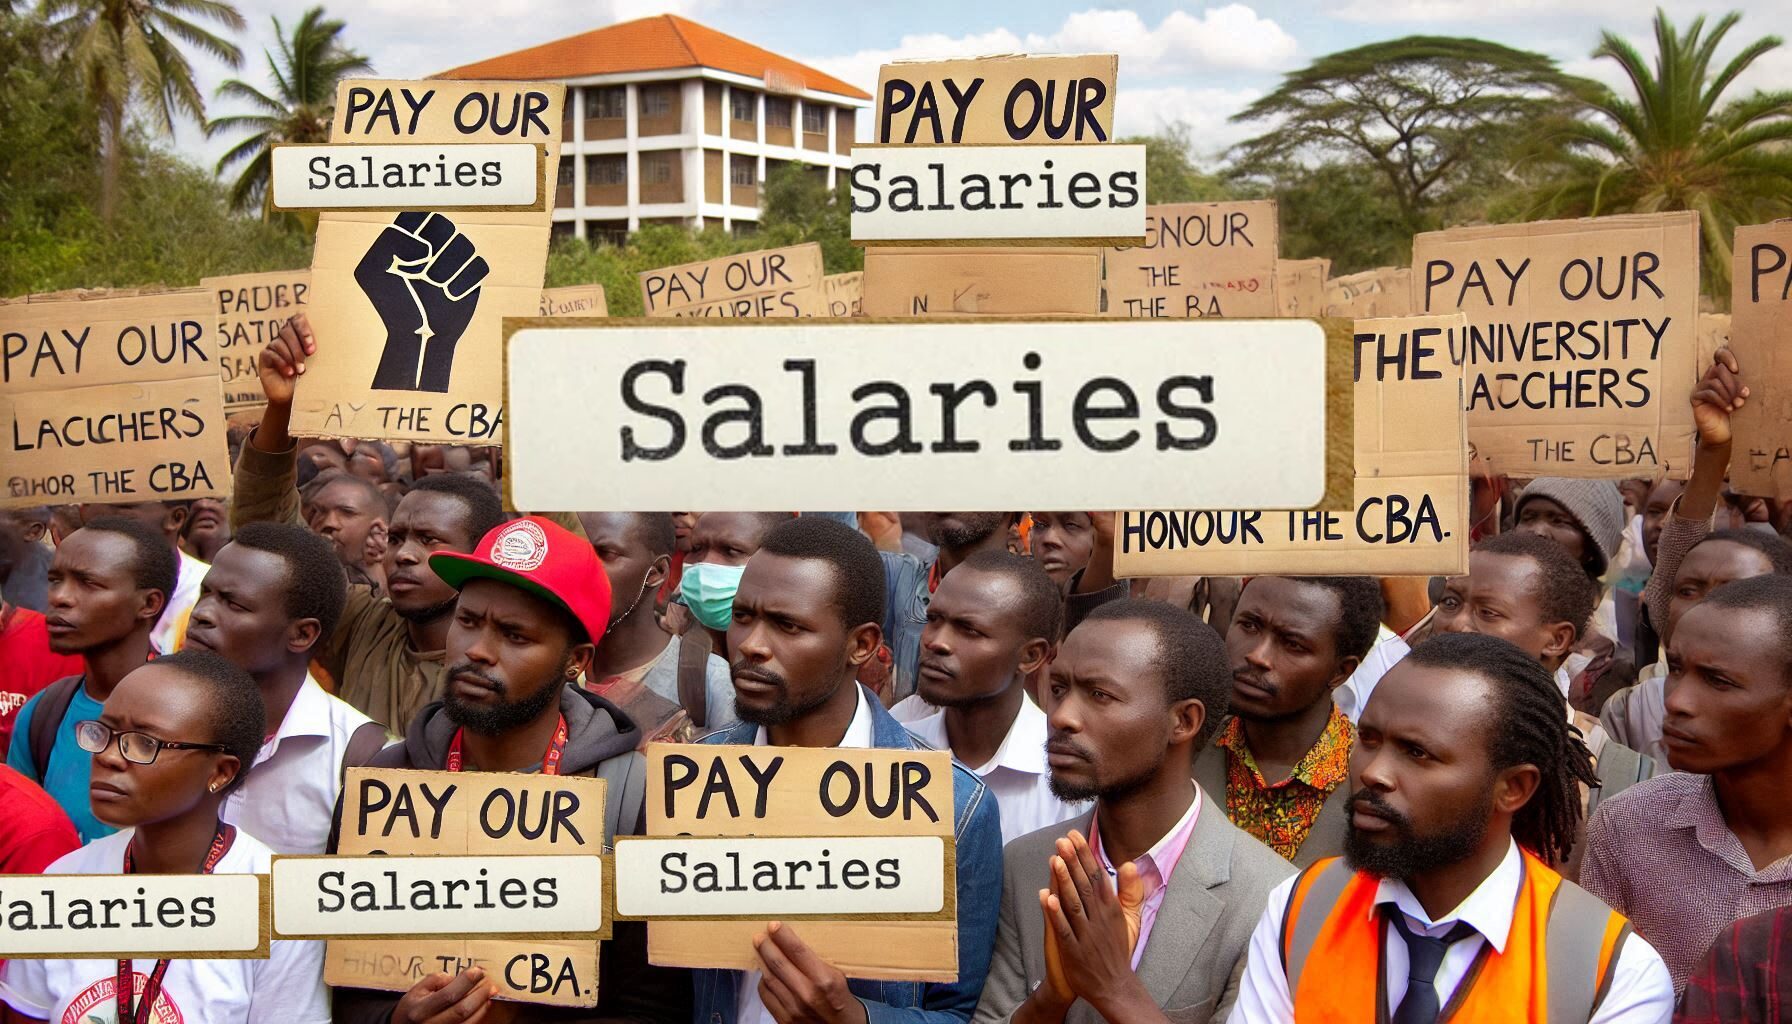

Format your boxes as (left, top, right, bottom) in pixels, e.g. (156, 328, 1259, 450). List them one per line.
(1215, 706, 1354, 860)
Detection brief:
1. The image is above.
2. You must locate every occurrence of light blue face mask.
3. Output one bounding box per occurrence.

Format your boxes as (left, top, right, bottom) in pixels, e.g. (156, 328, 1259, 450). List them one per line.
(680, 561, 747, 630)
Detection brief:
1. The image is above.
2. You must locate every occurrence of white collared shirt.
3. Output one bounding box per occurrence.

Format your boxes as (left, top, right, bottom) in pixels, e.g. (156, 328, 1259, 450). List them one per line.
(738, 685, 874, 1024)
(152, 549, 208, 655)
(905, 696, 1088, 844)
(222, 676, 384, 854)
(1333, 626, 1410, 724)
(1226, 838, 1675, 1023)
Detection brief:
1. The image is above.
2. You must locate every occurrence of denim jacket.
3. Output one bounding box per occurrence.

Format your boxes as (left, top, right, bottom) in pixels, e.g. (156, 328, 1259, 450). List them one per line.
(689, 686, 1004, 1024)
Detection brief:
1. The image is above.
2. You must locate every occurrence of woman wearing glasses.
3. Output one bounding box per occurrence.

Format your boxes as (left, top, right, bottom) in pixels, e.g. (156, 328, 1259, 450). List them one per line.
(0, 649, 328, 1024)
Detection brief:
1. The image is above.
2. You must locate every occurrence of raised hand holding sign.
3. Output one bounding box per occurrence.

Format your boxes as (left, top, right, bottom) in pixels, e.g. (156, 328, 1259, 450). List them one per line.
(358, 211, 489, 393)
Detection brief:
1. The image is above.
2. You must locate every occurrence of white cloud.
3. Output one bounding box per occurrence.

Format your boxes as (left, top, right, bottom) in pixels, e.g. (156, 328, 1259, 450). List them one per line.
(1114, 85, 1264, 161)
(1326, 0, 1635, 23)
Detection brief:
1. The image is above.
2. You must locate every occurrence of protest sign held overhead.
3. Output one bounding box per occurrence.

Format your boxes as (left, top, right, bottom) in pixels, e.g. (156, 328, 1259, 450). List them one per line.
(270, 142, 545, 211)
(1412, 211, 1700, 478)
(503, 318, 1347, 513)
(1729, 221, 1792, 499)
(324, 767, 606, 1008)
(1278, 258, 1331, 318)
(1116, 314, 1470, 578)
(1325, 266, 1413, 319)
(821, 272, 863, 317)
(0, 873, 268, 959)
(1106, 201, 1280, 318)
(645, 743, 959, 978)
(291, 79, 564, 443)
(638, 243, 825, 318)
(861, 248, 1101, 316)
(201, 269, 309, 411)
(2, 289, 231, 508)
(539, 284, 607, 317)
(849, 144, 1147, 246)
(876, 54, 1117, 145)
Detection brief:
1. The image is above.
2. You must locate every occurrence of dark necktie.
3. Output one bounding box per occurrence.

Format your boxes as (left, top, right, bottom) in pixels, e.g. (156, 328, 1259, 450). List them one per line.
(1388, 910, 1480, 1024)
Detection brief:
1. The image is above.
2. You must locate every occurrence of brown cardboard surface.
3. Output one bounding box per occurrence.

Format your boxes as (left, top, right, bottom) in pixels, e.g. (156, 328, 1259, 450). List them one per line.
(822, 272, 863, 317)
(290, 79, 563, 443)
(1105, 201, 1279, 318)
(875, 54, 1117, 145)
(1411, 212, 1701, 479)
(645, 743, 961, 980)
(638, 243, 825, 318)
(1115, 314, 1467, 577)
(1277, 258, 1330, 318)
(1696, 312, 1730, 372)
(1325, 267, 1413, 319)
(540, 284, 607, 317)
(1730, 222, 1792, 498)
(861, 247, 1100, 316)
(2, 288, 232, 508)
(201, 270, 309, 412)
(324, 767, 606, 1007)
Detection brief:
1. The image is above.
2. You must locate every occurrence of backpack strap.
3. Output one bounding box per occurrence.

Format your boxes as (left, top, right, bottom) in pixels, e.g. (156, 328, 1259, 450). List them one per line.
(1545, 880, 1632, 1024)
(677, 631, 712, 729)
(340, 721, 391, 787)
(1587, 741, 1654, 821)
(1280, 856, 1354, 994)
(600, 752, 648, 846)
(27, 675, 84, 783)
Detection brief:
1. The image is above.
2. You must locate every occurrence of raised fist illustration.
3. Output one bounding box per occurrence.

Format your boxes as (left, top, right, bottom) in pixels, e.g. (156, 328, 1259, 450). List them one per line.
(356, 211, 489, 393)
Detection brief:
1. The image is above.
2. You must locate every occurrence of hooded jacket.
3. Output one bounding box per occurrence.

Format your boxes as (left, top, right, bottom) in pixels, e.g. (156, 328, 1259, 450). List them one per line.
(329, 684, 690, 1024)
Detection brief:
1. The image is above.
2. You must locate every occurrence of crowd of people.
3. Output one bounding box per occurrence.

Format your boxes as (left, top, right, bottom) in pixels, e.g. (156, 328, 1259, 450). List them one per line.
(0, 313, 1788, 1023)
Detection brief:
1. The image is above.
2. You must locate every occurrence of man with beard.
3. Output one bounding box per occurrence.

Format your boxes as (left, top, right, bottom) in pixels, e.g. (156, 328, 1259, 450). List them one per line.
(906, 551, 1088, 843)
(1228, 632, 1673, 1023)
(331, 515, 690, 1024)
(974, 600, 1293, 1024)
(6, 517, 174, 843)
(1198, 577, 1382, 866)
(692, 517, 1003, 1024)
(237, 314, 515, 730)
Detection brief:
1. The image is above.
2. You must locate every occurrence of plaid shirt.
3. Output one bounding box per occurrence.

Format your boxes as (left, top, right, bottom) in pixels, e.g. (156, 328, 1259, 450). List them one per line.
(1676, 906, 1792, 1023)
(1215, 706, 1353, 860)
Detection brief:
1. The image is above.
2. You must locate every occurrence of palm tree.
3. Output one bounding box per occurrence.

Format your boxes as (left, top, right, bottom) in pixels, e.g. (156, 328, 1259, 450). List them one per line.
(1520, 9, 1792, 298)
(42, 0, 246, 222)
(207, 6, 371, 219)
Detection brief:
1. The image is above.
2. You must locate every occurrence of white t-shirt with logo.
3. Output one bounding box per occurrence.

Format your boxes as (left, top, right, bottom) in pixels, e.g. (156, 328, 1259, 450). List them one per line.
(0, 828, 328, 1024)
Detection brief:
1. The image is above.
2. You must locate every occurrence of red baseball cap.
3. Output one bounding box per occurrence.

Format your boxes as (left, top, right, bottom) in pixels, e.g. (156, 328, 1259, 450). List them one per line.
(429, 516, 612, 647)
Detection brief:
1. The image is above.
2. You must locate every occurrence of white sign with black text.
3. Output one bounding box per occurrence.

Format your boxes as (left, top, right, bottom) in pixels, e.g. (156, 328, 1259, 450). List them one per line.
(0, 873, 266, 959)
(613, 836, 945, 919)
(272, 854, 606, 939)
(271, 142, 541, 211)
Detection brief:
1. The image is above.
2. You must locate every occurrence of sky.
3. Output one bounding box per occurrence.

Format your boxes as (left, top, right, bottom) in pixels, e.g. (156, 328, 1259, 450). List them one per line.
(169, 0, 1792, 179)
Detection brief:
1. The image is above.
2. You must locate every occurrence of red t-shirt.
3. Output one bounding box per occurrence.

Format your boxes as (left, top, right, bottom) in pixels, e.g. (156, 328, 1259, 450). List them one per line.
(0, 603, 86, 753)
(0, 763, 80, 872)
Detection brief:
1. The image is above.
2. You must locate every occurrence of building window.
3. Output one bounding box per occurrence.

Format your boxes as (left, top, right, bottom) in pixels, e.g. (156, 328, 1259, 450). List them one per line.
(641, 151, 674, 185)
(585, 86, 625, 119)
(802, 103, 826, 133)
(766, 98, 792, 129)
(557, 157, 574, 188)
(586, 154, 625, 186)
(730, 91, 756, 123)
(639, 86, 672, 117)
(730, 155, 756, 187)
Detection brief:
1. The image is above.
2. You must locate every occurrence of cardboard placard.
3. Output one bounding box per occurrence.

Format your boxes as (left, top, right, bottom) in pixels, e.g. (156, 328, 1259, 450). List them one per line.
(1412, 212, 1701, 478)
(2, 288, 232, 508)
(325, 767, 606, 1008)
(1325, 267, 1412, 319)
(503, 317, 1343, 513)
(1105, 201, 1280, 318)
(290, 79, 564, 443)
(270, 142, 545, 212)
(876, 54, 1117, 145)
(539, 284, 607, 317)
(612, 836, 951, 920)
(272, 854, 608, 939)
(1696, 312, 1730, 372)
(0, 874, 268, 959)
(639, 243, 825, 318)
(1277, 258, 1331, 318)
(201, 269, 310, 412)
(1730, 222, 1792, 499)
(821, 273, 863, 317)
(860, 248, 1100, 316)
(645, 743, 958, 979)
(850, 144, 1146, 246)
(1115, 314, 1469, 577)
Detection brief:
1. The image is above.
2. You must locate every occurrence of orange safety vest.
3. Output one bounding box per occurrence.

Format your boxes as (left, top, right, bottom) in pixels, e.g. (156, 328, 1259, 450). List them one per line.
(1281, 852, 1631, 1024)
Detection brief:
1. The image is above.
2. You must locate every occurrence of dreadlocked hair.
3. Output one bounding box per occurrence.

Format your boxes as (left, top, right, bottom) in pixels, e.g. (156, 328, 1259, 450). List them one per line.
(1406, 631, 1596, 864)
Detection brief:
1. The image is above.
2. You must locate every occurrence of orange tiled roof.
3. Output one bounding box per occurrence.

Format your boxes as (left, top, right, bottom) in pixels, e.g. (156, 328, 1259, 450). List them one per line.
(437, 14, 869, 100)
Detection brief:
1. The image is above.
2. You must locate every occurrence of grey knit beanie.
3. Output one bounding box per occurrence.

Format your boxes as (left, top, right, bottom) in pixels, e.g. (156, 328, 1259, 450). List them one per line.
(1515, 478, 1626, 578)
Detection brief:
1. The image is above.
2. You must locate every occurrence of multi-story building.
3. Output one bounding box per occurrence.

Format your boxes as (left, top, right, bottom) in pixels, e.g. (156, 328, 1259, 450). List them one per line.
(439, 14, 870, 242)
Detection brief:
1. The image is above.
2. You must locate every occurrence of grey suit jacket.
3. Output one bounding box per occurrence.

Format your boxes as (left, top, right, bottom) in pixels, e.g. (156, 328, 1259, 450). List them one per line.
(971, 791, 1296, 1024)
(1192, 738, 1351, 868)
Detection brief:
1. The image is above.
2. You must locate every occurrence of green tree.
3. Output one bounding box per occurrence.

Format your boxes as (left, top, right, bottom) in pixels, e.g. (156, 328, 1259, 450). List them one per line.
(1120, 124, 1233, 204)
(1515, 9, 1792, 299)
(1230, 37, 1585, 237)
(755, 161, 860, 273)
(43, 0, 246, 221)
(206, 6, 371, 218)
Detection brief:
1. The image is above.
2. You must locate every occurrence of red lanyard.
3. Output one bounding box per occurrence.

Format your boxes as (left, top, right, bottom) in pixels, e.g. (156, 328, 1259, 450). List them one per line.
(445, 715, 568, 775)
(117, 823, 235, 1024)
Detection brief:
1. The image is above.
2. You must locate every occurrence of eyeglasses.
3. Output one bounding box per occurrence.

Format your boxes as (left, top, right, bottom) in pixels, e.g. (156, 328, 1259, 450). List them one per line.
(73, 721, 229, 766)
